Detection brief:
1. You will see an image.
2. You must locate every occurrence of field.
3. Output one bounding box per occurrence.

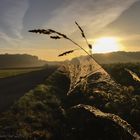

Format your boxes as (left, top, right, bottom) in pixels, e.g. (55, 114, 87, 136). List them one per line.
(0, 67, 43, 78)
(0, 62, 139, 140)
(0, 66, 58, 112)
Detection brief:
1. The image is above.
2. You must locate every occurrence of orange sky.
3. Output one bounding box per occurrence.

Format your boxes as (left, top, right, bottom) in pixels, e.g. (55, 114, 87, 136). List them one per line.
(0, 0, 140, 61)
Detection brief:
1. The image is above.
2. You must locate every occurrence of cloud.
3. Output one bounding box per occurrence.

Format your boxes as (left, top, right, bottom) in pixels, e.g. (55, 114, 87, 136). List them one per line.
(0, 32, 21, 47)
(0, 0, 137, 45)
(46, 0, 138, 36)
(0, 0, 139, 59)
(0, 0, 29, 45)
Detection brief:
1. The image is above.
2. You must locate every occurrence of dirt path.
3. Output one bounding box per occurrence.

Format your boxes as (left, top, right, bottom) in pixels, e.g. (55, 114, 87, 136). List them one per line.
(0, 66, 58, 112)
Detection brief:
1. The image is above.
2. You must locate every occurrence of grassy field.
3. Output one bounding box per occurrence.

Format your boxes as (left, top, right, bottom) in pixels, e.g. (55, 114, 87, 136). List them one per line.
(0, 67, 43, 78)
(0, 65, 58, 112)
(0, 65, 139, 140)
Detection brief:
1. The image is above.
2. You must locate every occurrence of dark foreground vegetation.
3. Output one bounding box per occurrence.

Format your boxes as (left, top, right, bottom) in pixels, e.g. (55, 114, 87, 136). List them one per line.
(0, 63, 139, 140)
(0, 66, 58, 112)
(102, 63, 140, 94)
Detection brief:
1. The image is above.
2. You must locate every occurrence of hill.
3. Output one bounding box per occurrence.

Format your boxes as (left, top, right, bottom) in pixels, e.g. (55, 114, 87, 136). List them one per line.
(1, 52, 140, 68)
(0, 54, 47, 68)
(93, 51, 140, 64)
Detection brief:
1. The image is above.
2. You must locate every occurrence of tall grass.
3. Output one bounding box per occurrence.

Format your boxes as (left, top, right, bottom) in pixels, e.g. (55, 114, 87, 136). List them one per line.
(29, 22, 92, 57)
(29, 22, 110, 76)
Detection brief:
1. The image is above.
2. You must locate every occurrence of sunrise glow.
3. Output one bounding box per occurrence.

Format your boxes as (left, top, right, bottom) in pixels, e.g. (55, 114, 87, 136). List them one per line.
(92, 37, 122, 53)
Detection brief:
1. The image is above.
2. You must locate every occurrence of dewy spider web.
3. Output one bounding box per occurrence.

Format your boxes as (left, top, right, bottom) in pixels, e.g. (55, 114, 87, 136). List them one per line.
(66, 55, 119, 95)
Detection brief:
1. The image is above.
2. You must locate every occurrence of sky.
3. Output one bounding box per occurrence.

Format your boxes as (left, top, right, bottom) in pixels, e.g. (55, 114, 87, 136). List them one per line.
(0, 0, 140, 61)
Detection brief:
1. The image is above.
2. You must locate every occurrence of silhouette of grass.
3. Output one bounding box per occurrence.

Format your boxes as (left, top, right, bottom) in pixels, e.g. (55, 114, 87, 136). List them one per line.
(29, 22, 119, 84)
(58, 49, 78, 57)
(29, 22, 93, 59)
(75, 21, 92, 50)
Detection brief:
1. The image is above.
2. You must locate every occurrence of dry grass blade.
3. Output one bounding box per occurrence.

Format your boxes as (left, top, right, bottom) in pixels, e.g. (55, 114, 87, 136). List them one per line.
(75, 21, 85, 38)
(50, 36, 61, 39)
(88, 44, 92, 49)
(47, 29, 56, 33)
(72, 104, 140, 140)
(29, 29, 68, 39)
(125, 68, 140, 82)
(47, 29, 68, 38)
(55, 32, 68, 39)
(75, 21, 92, 50)
(29, 29, 51, 35)
(58, 49, 76, 57)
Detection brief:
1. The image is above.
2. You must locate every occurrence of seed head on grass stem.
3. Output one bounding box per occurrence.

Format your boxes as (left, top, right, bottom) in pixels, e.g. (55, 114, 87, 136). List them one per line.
(75, 21, 92, 50)
(58, 49, 78, 57)
(29, 22, 115, 87)
(29, 22, 101, 67)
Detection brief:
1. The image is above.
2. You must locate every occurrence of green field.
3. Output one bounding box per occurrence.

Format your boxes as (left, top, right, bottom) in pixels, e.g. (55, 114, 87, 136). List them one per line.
(0, 67, 42, 78)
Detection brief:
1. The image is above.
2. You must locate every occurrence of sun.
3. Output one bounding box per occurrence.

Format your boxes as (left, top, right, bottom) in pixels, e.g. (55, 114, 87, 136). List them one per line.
(92, 37, 121, 53)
